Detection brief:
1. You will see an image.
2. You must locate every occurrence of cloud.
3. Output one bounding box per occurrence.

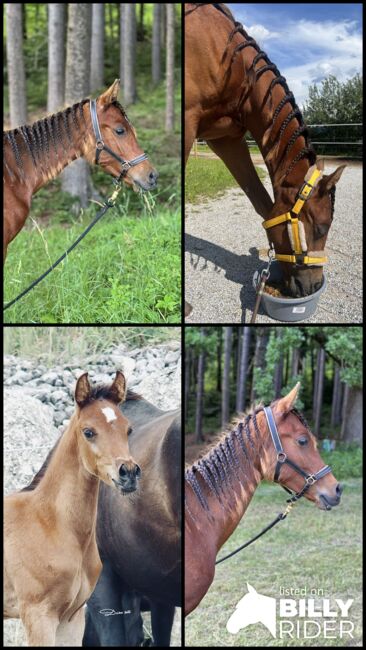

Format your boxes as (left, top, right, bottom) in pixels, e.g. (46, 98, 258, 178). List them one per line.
(244, 23, 280, 45)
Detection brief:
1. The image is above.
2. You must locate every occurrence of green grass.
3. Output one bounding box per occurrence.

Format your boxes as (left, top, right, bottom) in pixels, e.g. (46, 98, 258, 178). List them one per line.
(185, 156, 266, 204)
(4, 204, 181, 324)
(194, 143, 260, 155)
(186, 479, 362, 646)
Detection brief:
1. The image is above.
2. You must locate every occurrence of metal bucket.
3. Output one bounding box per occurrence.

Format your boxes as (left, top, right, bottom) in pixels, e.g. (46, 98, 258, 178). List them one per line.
(253, 261, 326, 322)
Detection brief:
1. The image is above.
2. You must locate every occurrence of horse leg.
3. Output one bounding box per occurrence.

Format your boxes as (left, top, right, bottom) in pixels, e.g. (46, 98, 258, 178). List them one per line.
(150, 601, 176, 647)
(207, 136, 274, 218)
(184, 109, 199, 164)
(56, 606, 86, 646)
(20, 605, 58, 646)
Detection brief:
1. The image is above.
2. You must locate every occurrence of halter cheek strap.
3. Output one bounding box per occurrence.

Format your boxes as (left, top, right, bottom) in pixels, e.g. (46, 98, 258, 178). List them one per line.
(263, 168, 328, 267)
(263, 406, 332, 503)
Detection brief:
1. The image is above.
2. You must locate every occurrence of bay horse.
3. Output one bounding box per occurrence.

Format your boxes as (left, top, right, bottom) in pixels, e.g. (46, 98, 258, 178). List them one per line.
(83, 392, 181, 647)
(3, 79, 158, 259)
(185, 383, 342, 615)
(185, 3, 345, 301)
(4, 371, 141, 646)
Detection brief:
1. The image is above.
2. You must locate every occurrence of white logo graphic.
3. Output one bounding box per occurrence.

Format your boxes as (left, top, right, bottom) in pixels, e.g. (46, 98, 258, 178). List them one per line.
(227, 583, 276, 637)
(226, 583, 355, 640)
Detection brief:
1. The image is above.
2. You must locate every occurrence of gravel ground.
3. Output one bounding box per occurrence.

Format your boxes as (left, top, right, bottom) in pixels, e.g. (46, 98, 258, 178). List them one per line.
(4, 342, 181, 647)
(185, 163, 362, 323)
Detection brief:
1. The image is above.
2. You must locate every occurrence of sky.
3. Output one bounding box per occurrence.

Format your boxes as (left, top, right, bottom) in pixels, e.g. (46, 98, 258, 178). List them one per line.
(226, 3, 363, 107)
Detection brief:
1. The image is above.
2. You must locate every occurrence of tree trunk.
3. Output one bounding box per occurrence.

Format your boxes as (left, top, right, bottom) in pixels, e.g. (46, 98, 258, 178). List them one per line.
(221, 327, 233, 428)
(124, 4, 137, 105)
(236, 327, 251, 412)
(331, 364, 341, 427)
(216, 332, 222, 393)
(195, 334, 205, 444)
(273, 330, 284, 398)
(90, 3, 104, 90)
(184, 348, 190, 425)
(251, 328, 270, 401)
(6, 3, 27, 127)
(313, 347, 325, 435)
(120, 4, 126, 92)
(152, 4, 161, 85)
(340, 386, 362, 444)
(165, 3, 175, 132)
(47, 3, 65, 112)
(61, 3, 92, 207)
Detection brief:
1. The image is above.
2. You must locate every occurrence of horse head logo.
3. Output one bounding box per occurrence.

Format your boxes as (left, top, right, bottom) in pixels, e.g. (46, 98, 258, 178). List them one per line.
(226, 583, 276, 637)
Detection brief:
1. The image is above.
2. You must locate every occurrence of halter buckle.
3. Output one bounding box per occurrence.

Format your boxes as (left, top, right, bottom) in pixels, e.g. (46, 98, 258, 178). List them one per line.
(298, 181, 314, 201)
(306, 474, 316, 485)
(96, 140, 104, 150)
(277, 451, 287, 463)
(120, 161, 131, 172)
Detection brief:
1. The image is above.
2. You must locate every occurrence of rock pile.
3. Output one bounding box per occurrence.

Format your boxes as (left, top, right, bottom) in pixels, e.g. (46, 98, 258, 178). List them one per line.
(4, 341, 181, 495)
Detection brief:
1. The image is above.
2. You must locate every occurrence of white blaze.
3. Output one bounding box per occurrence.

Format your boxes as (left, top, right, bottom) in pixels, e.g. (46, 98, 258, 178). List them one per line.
(101, 407, 117, 423)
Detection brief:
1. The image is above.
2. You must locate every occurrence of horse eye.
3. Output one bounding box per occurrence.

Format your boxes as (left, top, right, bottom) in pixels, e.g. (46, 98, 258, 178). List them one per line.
(298, 437, 308, 446)
(115, 127, 125, 135)
(128, 426, 133, 436)
(84, 429, 95, 439)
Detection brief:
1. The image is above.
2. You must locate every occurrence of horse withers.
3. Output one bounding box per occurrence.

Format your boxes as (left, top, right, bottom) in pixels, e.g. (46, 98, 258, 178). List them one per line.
(83, 392, 181, 647)
(4, 371, 140, 646)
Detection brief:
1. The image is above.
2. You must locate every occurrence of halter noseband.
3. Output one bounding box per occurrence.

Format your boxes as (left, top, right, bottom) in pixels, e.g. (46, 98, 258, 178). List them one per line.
(89, 99, 148, 181)
(263, 167, 328, 267)
(263, 406, 332, 503)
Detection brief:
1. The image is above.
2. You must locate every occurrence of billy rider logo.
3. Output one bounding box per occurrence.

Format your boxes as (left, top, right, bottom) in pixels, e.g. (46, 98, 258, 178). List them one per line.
(226, 583, 354, 640)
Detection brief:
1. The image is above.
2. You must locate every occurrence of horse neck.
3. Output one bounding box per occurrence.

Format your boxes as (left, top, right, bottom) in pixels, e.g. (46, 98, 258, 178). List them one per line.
(187, 413, 265, 553)
(34, 414, 100, 544)
(232, 48, 311, 189)
(4, 102, 94, 195)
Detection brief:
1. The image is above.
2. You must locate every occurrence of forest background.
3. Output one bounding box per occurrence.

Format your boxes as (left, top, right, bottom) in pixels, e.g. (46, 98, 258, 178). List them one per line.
(4, 3, 181, 324)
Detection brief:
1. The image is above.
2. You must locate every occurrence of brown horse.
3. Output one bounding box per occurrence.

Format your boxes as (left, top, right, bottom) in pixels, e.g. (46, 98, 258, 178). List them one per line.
(4, 371, 141, 646)
(185, 384, 342, 615)
(3, 79, 158, 259)
(185, 4, 345, 299)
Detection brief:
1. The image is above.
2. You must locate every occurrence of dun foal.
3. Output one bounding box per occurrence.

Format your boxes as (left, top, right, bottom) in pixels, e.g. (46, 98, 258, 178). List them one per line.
(185, 384, 342, 615)
(4, 370, 141, 646)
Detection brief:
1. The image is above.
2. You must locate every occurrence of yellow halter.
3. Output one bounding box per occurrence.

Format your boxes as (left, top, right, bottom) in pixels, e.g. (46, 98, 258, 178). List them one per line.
(263, 168, 327, 266)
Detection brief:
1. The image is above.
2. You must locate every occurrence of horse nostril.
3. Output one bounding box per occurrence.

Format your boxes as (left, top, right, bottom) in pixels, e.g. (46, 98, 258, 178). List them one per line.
(336, 483, 343, 496)
(119, 464, 128, 479)
(149, 170, 158, 183)
(135, 464, 141, 479)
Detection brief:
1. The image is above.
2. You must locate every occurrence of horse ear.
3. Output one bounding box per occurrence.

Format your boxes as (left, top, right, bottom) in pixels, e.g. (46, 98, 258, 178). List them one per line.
(274, 382, 300, 415)
(75, 373, 91, 406)
(247, 582, 256, 594)
(110, 370, 127, 404)
(318, 165, 346, 196)
(98, 79, 121, 107)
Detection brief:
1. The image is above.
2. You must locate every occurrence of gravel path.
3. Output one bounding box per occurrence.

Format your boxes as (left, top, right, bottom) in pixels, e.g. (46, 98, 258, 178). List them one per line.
(185, 163, 362, 323)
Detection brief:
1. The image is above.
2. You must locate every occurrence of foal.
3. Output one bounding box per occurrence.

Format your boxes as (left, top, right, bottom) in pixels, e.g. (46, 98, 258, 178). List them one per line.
(3, 79, 158, 259)
(4, 370, 141, 646)
(185, 383, 342, 615)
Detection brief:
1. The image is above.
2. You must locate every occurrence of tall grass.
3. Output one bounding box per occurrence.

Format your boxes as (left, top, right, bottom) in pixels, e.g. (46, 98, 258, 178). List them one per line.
(4, 326, 181, 364)
(4, 206, 181, 324)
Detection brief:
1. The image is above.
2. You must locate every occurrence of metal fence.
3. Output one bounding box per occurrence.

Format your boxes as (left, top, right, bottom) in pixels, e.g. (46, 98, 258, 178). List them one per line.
(195, 123, 363, 159)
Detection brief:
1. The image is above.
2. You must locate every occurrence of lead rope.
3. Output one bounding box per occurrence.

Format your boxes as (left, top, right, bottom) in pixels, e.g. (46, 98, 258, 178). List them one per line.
(215, 501, 295, 565)
(250, 245, 275, 323)
(3, 182, 122, 311)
